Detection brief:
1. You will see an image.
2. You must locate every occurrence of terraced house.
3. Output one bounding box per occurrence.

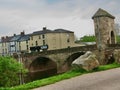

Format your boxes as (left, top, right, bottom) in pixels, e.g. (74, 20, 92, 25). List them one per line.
(0, 31, 30, 56)
(0, 27, 76, 56)
(0, 36, 12, 56)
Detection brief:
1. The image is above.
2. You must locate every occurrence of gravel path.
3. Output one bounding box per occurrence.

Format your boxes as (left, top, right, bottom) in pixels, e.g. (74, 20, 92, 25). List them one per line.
(33, 68, 120, 90)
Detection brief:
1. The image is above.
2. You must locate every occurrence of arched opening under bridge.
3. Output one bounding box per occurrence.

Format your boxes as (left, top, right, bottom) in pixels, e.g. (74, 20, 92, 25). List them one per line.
(61, 52, 85, 73)
(28, 57, 57, 81)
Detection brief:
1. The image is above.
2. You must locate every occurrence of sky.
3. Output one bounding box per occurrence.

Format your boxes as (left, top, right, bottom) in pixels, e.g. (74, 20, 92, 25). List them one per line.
(0, 0, 120, 38)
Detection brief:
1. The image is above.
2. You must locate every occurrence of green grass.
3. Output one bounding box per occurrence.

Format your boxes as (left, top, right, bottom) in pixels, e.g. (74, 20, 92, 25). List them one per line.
(1, 63, 120, 90)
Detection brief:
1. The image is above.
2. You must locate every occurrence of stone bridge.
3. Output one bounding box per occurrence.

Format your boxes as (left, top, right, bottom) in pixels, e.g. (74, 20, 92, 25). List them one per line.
(20, 44, 120, 70)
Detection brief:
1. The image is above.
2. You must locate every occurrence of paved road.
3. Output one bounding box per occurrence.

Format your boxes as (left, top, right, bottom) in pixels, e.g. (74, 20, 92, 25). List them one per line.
(33, 68, 120, 90)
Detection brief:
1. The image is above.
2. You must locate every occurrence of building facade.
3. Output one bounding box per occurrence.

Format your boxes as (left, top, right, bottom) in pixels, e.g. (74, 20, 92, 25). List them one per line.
(0, 36, 12, 56)
(18, 34, 30, 53)
(29, 27, 75, 51)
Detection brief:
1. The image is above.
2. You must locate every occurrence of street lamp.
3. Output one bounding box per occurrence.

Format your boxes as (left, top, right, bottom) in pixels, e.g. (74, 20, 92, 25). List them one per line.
(17, 53, 24, 85)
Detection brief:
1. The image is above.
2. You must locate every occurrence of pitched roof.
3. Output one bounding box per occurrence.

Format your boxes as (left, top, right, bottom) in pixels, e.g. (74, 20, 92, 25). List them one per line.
(33, 29, 52, 35)
(18, 34, 30, 42)
(92, 8, 115, 19)
(32, 28, 74, 35)
(53, 29, 74, 33)
(10, 35, 21, 41)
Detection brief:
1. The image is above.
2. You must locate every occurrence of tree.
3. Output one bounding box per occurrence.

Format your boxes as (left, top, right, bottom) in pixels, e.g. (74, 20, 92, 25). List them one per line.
(0, 56, 26, 87)
(116, 35, 120, 44)
(75, 35, 96, 43)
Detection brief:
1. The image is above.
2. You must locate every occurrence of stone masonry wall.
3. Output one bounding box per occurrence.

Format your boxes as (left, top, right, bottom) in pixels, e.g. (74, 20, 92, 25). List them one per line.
(94, 17, 116, 50)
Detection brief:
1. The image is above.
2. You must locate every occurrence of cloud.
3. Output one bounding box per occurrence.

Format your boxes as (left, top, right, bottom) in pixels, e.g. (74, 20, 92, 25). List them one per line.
(0, 0, 119, 38)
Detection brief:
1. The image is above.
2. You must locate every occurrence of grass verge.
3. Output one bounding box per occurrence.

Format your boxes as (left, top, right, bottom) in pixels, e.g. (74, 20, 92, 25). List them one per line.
(1, 63, 120, 90)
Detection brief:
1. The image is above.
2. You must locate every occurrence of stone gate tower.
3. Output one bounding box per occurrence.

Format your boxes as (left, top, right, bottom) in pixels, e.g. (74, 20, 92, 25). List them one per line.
(92, 8, 116, 50)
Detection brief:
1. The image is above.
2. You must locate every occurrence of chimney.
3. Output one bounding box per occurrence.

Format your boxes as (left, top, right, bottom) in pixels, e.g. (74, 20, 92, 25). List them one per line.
(43, 27, 46, 30)
(14, 34, 16, 36)
(1, 37, 5, 42)
(6, 36, 8, 39)
(21, 31, 25, 36)
(1, 37, 5, 40)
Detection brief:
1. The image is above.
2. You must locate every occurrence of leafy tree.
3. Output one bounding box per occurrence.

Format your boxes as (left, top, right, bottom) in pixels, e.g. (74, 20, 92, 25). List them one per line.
(75, 35, 96, 43)
(0, 56, 26, 87)
(116, 35, 120, 43)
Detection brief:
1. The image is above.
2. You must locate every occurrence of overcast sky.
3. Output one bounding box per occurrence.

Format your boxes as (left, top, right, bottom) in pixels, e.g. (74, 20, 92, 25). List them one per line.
(0, 0, 120, 38)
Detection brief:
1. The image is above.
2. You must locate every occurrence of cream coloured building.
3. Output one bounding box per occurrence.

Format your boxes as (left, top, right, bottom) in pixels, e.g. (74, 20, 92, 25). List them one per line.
(0, 36, 12, 56)
(18, 34, 30, 53)
(0, 32, 30, 56)
(29, 27, 75, 51)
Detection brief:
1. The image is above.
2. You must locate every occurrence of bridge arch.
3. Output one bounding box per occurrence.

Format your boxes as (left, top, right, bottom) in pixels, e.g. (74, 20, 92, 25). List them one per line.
(61, 51, 85, 72)
(29, 56, 57, 81)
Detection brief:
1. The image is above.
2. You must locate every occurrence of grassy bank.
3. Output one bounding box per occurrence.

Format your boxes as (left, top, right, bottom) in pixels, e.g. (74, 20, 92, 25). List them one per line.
(1, 63, 120, 90)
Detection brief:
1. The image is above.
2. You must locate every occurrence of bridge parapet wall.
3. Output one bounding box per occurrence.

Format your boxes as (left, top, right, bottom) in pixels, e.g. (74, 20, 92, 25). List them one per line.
(25, 45, 97, 55)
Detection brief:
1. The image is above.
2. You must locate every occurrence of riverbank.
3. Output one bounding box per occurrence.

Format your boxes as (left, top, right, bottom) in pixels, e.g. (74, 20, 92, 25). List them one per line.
(1, 63, 120, 90)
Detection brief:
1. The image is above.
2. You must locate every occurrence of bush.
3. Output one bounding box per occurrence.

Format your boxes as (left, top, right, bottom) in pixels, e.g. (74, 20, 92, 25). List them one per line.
(0, 56, 26, 87)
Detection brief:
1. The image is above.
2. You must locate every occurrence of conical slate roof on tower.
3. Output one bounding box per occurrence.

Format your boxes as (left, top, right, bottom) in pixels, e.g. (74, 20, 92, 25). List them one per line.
(92, 8, 115, 19)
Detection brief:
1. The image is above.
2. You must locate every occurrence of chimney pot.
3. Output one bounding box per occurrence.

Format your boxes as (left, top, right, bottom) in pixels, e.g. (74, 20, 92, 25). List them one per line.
(43, 27, 46, 30)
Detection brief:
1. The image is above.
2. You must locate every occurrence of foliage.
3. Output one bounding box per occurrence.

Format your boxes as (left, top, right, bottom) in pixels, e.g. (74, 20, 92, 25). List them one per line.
(1, 63, 119, 90)
(116, 35, 120, 43)
(76, 35, 96, 43)
(0, 56, 26, 87)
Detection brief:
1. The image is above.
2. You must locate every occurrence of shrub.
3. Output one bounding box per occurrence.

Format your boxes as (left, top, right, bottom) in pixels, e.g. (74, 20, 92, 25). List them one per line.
(0, 56, 26, 87)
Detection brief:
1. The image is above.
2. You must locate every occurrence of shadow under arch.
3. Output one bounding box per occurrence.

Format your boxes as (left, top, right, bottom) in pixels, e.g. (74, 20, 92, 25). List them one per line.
(60, 51, 85, 73)
(28, 57, 57, 81)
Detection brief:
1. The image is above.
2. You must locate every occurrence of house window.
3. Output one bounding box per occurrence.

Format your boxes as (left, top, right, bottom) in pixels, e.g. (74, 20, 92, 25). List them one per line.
(43, 40, 45, 45)
(31, 43, 33, 46)
(42, 34, 45, 39)
(35, 41, 38, 46)
(5, 48, 7, 53)
(26, 40, 28, 44)
(5, 42, 6, 47)
(67, 39, 70, 43)
(2, 43, 4, 47)
(39, 35, 41, 39)
(2, 49, 4, 54)
(31, 36, 33, 40)
(27, 45, 29, 51)
(66, 34, 69, 37)
(19, 46, 21, 51)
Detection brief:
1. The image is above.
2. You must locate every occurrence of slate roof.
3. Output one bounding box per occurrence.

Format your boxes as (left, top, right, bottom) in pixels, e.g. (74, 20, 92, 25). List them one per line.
(54, 29, 74, 33)
(32, 28, 73, 35)
(92, 8, 115, 19)
(18, 34, 30, 42)
(10, 35, 21, 41)
(33, 29, 52, 35)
